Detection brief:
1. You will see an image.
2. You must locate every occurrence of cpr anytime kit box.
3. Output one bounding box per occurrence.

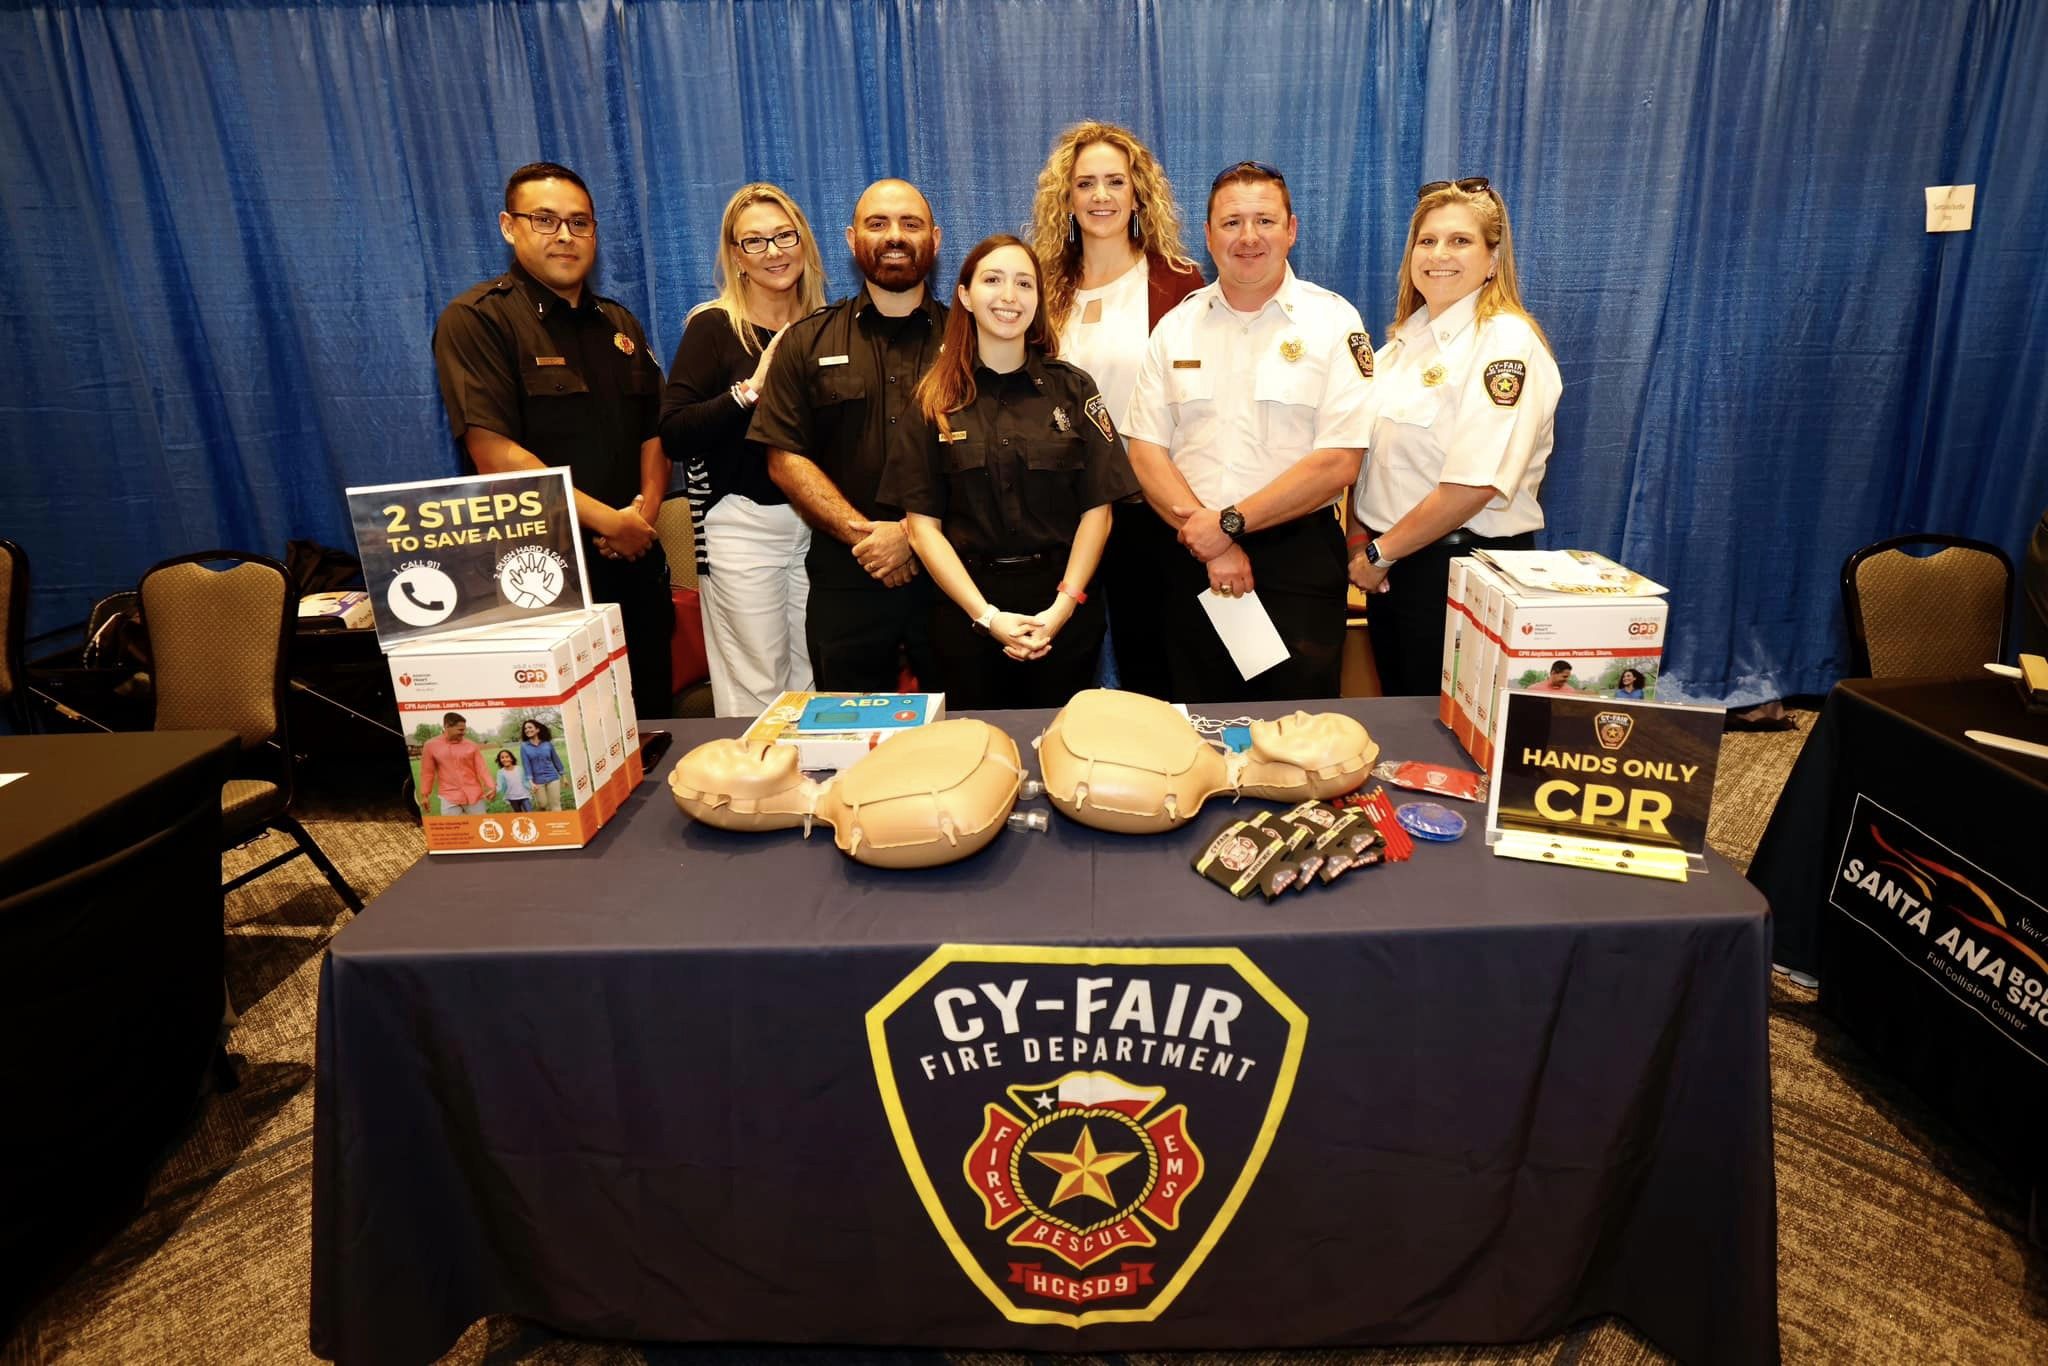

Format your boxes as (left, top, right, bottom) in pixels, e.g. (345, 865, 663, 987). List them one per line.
(1442, 552, 1669, 772)
(743, 691, 945, 771)
(388, 627, 603, 853)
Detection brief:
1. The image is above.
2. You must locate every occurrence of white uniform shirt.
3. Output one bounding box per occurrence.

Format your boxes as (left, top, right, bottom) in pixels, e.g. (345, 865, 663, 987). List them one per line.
(1351, 290, 1560, 538)
(1059, 256, 1150, 428)
(1124, 266, 1375, 510)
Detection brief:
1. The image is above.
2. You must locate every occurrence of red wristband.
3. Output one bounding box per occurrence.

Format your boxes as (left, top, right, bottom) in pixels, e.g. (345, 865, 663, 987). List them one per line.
(1057, 582, 1088, 605)
(1345, 532, 1372, 550)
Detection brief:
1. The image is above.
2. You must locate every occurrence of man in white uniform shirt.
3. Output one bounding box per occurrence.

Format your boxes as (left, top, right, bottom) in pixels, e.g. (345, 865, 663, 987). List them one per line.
(1123, 161, 1374, 702)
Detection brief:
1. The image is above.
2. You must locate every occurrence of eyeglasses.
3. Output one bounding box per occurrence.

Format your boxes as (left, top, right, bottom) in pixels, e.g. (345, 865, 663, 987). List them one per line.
(737, 229, 802, 255)
(511, 210, 596, 238)
(1417, 177, 1492, 200)
(1212, 160, 1287, 189)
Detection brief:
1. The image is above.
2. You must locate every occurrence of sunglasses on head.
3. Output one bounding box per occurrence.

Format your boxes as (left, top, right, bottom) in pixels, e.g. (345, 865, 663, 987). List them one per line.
(1418, 176, 1492, 200)
(1213, 160, 1287, 189)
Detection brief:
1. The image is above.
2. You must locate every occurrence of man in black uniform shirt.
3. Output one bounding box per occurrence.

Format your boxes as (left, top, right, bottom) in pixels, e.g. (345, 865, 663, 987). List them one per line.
(749, 178, 944, 692)
(433, 160, 674, 716)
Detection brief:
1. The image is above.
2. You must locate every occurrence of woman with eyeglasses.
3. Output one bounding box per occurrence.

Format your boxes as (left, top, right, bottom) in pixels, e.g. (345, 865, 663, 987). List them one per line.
(879, 235, 1138, 709)
(660, 183, 828, 716)
(1349, 177, 1562, 696)
(1026, 122, 1204, 699)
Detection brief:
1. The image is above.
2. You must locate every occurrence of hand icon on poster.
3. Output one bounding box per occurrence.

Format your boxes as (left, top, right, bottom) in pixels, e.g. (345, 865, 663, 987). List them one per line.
(498, 546, 566, 609)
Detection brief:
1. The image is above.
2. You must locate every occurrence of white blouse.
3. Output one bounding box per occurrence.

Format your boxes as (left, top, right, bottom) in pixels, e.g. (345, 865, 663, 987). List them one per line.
(1351, 289, 1561, 538)
(1058, 255, 1151, 428)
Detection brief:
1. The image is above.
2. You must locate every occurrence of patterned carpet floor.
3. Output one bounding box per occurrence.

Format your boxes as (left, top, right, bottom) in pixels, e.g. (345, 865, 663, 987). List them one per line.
(6, 708, 2045, 1364)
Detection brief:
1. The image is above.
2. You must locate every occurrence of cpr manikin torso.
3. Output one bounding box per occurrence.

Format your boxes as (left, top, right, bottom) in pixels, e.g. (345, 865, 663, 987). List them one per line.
(1036, 689, 1378, 833)
(669, 718, 1024, 869)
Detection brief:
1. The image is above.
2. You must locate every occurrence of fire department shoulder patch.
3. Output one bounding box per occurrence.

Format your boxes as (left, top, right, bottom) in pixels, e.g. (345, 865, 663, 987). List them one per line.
(1347, 331, 1373, 379)
(868, 944, 1307, 1326)
(1084, 394, 1116, 442)
(1483, 358, 1526, 407)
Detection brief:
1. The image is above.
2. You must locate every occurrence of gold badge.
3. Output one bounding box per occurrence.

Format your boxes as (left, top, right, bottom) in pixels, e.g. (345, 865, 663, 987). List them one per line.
(1422, 363, 1447, 387)
(612, 332, 635, 355)
(1051, 406, 1071, 433)
(1279, 337, 1304, 363)
(1171, 359, 1202, 370)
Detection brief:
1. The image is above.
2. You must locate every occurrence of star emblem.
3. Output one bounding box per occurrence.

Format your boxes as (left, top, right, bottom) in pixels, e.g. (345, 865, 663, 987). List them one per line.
(1034, 1093, 1055, 1110)
(1028, 1124, 1139, 1207)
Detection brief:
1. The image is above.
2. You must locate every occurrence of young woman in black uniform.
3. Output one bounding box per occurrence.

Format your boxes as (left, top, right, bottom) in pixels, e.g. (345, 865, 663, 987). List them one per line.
(883, 234, 1138, 709)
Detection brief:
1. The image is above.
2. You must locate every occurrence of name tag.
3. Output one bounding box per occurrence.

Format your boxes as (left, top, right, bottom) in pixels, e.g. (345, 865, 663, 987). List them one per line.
(938, 428, 969, 444)
(534, 356, 566, 367)
(819, 355, 850, 367)
(1172, 359, 1202, 370)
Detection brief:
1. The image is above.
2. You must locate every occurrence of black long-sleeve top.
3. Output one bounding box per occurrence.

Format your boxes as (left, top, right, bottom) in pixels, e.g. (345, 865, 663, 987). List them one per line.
(658, 307, 791, 525)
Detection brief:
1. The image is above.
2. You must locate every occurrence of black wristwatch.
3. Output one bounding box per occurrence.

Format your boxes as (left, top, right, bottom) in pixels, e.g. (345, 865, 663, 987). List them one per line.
(1219, 506, 1246, 540)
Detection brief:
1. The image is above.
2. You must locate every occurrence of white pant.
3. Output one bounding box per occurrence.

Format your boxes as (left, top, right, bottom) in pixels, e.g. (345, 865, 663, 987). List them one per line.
(699, 495, 812, 717)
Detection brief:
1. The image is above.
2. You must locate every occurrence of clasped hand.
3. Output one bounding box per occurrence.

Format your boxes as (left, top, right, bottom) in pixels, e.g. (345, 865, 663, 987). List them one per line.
(1347, 549, 1391, 595)
(594, 494, 656, 561)
(989, 595, 1074, 661)
(849, 517, 920, 588)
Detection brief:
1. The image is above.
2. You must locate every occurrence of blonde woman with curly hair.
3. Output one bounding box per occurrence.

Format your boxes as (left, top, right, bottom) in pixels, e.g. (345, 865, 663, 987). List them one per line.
(659, 182, 828, 715)
(1348, 177, 1561, 696)
(1026, 121, 1203, 697)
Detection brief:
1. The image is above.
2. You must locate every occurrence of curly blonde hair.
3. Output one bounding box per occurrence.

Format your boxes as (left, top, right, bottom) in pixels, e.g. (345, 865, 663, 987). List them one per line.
(1027, 121, 1198, 338)
(1394, 182, 1550, 353)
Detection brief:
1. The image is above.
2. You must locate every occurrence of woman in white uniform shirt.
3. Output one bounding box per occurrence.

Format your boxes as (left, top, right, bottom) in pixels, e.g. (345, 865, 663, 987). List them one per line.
(1349, 177, 1561, 696)
(1028, 121, 1203, 698)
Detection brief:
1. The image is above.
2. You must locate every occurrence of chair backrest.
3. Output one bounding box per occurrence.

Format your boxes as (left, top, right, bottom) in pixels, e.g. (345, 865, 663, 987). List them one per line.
(655, 497, 698, 590)
(0, 539, 25, 718)
(1842, 533, 2013, 678)
(139, 551, 292, 749)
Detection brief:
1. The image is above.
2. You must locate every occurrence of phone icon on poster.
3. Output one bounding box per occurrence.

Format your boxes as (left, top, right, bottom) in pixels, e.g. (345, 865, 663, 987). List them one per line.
(388, 565, 458, 628)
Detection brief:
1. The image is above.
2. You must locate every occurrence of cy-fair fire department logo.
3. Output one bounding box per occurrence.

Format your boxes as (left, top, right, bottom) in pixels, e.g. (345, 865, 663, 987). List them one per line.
(1594, 710, 1636, 750)
(868, 944, 1307, 1327)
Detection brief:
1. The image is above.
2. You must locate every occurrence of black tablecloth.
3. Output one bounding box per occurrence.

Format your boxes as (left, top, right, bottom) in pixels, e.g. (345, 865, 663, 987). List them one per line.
(0, 729, 235, 1330)
(311, 698, 1777, 1366)
(1750, 677, 2048, 1183)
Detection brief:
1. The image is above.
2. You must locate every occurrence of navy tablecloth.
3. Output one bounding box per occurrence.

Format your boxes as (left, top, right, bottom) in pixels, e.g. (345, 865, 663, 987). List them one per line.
(311, 698, 1777, 1364)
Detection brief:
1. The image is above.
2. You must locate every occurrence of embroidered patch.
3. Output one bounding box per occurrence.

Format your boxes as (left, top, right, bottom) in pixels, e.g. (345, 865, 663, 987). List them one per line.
(1484, 359, 1526, 407)
(1084, 395, 1116, 441)
(1347, 332, 1373, 378)
(612, 332, 635, 355)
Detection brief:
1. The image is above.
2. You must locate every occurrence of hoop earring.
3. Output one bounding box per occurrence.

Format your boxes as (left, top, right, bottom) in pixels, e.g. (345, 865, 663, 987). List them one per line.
(1067, 214, 1079, 247)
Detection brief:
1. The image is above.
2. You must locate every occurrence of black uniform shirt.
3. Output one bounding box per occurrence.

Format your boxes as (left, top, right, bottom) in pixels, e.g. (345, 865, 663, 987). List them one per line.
(747, 287, 945, 586)
(432, 262, 662, 511)
(879, 352, 1139, 560)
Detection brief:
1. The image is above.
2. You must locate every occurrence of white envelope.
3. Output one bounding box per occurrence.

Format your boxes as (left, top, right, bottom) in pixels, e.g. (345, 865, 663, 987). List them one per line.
(1196, 589, 1289, 680)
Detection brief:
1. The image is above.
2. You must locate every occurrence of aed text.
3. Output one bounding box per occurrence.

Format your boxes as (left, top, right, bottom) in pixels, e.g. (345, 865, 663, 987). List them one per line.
(382, 492, 548, 553)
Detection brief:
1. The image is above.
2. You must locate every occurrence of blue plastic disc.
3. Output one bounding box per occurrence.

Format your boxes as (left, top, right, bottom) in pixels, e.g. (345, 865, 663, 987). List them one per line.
(1396, 800, 1467, 841)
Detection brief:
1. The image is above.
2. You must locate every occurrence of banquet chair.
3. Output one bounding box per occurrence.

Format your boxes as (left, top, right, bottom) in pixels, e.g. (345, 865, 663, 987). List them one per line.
(138, 550, 363, 912)
(1841, 533, 2013, 678)
(1, 539, 28, 730)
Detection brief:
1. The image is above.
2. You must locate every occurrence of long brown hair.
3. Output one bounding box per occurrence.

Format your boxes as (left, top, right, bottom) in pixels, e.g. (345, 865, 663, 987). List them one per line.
(1027, 121, 1199, 338)
(1393, 182, 1551, 352)
(915, 236, 1056, 437)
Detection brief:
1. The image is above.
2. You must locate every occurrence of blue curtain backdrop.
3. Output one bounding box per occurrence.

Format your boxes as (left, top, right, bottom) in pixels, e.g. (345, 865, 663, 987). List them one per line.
(3, 0, 2045, 703)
